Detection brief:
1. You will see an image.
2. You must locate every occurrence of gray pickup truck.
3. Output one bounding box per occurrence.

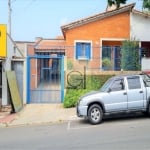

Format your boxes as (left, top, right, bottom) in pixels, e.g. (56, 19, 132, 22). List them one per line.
(76, 73, 150, 124)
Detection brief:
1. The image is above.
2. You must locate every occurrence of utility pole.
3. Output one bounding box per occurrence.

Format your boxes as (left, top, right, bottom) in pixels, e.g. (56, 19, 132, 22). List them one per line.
(8, 0, 12, 36)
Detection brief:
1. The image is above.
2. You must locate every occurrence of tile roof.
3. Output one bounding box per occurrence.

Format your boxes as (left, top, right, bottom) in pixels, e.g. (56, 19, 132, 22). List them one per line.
(61, 3, 136, 37)
(35, 39, 66, 50)
(132, 9, 150, 18)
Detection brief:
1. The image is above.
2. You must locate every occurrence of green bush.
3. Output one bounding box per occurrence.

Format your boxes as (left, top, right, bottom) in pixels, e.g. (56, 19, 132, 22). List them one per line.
(121, 39, 141, 71)
(67, 60, 73, 70)
(63, 75, 113, 108)
(102, 58, 112, 70)
(63, 89, 89, 108)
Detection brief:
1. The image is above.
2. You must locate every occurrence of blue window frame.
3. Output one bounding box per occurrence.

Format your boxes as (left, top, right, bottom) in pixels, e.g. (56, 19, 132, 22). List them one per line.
(102, 46, 121, 71)
(75, 42, 91, 60)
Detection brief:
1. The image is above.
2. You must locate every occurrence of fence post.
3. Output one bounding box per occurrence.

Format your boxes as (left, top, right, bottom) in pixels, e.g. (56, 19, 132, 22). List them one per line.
(84, 66, 86, 89)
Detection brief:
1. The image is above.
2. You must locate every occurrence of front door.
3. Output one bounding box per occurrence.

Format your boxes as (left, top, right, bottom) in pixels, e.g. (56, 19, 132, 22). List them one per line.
(127, 76, 144, 109)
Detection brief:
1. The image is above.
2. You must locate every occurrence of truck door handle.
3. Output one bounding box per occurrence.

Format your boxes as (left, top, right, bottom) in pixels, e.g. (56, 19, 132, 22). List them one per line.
(123, 92, 127, 95)
(139, 91, 143, 93)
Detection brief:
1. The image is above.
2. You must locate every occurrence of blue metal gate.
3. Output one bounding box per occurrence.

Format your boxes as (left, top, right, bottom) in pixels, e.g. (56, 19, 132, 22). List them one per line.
(27, 55, 64, 103)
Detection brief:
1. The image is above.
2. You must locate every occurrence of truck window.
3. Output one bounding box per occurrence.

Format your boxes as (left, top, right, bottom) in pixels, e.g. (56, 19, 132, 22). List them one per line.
(127, 77, 141, 89)
(111, 79, 124, 91)
(100, 78, 113, 92)
(141, 74, 150, 87)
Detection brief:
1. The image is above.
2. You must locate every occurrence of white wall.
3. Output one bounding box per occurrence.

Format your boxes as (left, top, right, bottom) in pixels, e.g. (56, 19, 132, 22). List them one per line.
(141, 57, 150, 71)
(2, 34, 25, 105)
(130, 12, 150, 41)
(2, 35, 15, 105)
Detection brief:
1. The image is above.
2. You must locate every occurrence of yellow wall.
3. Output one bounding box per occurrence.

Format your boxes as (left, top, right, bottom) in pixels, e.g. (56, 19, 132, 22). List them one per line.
(0, 24, 7, 57)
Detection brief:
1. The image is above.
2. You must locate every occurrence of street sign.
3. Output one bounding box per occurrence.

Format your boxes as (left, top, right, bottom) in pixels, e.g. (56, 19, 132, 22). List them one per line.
(0, 24, 7, 57)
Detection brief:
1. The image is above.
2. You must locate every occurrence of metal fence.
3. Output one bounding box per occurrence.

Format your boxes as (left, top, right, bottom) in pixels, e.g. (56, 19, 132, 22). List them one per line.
(65, 46, 149, 72)
(26, 45, 150, 102)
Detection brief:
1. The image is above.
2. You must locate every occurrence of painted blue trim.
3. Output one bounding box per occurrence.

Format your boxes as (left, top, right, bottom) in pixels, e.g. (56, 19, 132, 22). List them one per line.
(27, 56, 31, 104)
(61, 56, 64, 102)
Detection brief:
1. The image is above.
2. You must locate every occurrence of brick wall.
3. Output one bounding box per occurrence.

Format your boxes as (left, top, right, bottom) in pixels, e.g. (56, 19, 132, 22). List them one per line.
(65, 11, 130, 69)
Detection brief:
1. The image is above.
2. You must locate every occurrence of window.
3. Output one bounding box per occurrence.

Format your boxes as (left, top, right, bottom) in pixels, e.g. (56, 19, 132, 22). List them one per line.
(111, 79, 124, 91)
(127, 76, 141, 89)
(75, 42, 91, 60)
(102, 46, 112, 70)
(102, 46, 111, 60)
(141, 74, 150, 87)
(102, 46, 121, 71)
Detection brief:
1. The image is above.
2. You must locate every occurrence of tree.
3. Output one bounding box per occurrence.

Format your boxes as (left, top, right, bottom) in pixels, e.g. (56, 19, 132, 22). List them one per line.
(108, 0, 127, 9)
(121, 39, 141, 71)
(142, 0, 150, 11)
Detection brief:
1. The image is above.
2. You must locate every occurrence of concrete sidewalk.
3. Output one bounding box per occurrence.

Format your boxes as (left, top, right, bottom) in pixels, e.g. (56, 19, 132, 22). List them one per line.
(0, 104, 76, 127)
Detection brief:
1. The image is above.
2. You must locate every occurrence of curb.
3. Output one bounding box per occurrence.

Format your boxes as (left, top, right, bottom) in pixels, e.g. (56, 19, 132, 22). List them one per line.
(1, 119, 69, 128)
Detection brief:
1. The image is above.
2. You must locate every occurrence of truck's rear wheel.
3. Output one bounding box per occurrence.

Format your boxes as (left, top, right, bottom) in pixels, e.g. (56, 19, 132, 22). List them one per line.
(88, 104, 103, 125)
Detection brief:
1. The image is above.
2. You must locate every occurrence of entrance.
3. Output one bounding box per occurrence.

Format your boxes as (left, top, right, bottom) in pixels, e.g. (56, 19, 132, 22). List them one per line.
(27, 55, 64, 103)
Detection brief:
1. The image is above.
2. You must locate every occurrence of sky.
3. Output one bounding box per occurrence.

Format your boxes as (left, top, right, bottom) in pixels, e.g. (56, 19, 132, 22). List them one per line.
(0, 0, 143, 41)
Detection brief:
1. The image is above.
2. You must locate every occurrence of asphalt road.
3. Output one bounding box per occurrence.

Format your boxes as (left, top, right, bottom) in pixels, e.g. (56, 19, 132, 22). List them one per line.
(0, 114, 150, 150)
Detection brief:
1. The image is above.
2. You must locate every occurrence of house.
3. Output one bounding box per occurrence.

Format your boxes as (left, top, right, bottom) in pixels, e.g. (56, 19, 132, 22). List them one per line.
(25, 3, 150, 104)
(27, 3, 150, 73)
(61, 3, 150, 71)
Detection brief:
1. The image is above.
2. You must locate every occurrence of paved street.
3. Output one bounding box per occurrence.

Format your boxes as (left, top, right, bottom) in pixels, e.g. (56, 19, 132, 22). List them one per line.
(0, 114, 150, 150)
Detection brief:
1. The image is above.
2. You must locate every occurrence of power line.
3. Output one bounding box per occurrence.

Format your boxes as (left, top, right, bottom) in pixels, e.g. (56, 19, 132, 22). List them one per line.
(24, 0, 37, 9)
(8, 0, 37, 37)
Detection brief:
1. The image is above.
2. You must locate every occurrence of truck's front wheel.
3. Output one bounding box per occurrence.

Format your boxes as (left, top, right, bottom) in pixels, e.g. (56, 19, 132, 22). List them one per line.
(88, 104, 103, 125)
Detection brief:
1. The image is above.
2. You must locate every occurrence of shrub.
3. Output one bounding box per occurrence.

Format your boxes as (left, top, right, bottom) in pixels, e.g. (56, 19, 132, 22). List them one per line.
(63, 89, 89, 108)
(121, 39, 141, 71)
(63, 75, 113, 108)
(102, 58, 112, 70)
(67, 60, 73, 70)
